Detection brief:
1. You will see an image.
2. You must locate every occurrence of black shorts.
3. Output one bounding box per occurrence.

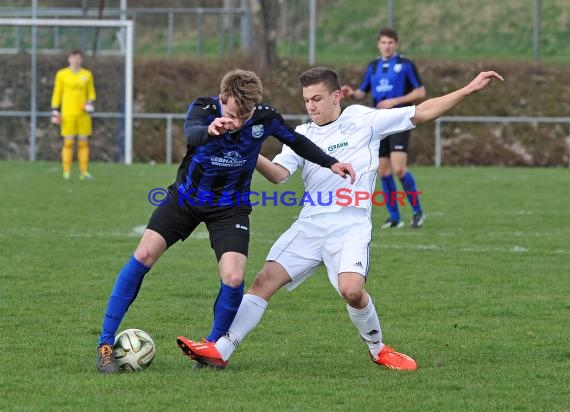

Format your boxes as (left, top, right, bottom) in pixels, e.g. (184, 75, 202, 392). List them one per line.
(146, 189, 251, 260)
(379, 130, 411, 157)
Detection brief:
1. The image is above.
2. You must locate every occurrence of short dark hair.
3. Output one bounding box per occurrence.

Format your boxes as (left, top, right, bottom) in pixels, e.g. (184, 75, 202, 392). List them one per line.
(378, 27, 398, 42)
(298, 67, 341, 93)
(69, 49, 83, 57)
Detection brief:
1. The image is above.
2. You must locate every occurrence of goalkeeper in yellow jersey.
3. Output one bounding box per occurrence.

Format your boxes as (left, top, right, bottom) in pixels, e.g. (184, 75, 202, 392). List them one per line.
(51, 49, 96, 180)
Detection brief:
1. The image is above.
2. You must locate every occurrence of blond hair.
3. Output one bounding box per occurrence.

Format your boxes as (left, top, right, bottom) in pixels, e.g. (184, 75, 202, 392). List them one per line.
(220, 69, 263, 116)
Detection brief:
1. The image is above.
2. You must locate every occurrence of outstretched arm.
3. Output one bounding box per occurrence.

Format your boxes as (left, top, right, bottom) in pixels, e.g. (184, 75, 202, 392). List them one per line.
(256, 155, 291, 184)
(411, 71, 504, 125)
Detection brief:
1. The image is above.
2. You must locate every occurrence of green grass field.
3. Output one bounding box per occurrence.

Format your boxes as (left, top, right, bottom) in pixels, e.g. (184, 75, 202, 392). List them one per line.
(1, 160, 569, 411)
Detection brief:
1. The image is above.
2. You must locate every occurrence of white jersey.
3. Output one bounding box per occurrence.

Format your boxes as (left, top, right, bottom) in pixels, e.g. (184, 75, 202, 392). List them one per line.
(273, 104, 416, 219)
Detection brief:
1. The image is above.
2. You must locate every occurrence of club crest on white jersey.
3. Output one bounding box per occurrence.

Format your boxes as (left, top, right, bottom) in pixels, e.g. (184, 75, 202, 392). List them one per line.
(339, 122, 356, 135)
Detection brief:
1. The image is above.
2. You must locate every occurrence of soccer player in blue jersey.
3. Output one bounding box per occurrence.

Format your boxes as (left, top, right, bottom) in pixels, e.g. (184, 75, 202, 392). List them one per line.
(342, 27, 426, 228)
(96, 69, 355, 373)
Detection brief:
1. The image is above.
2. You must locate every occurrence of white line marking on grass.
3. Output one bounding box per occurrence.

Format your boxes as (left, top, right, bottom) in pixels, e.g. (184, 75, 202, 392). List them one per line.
(131, 225, 146, 236)
(376, 243, 538, 254)
(190, 231, 209, 239)
(512, 210, 535, 215)
(68, 232, 124, 237)
(131, 225, 209, 240)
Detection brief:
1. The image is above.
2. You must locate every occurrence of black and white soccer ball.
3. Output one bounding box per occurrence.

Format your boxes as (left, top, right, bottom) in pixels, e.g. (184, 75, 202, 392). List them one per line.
(113, 328, 156, 372)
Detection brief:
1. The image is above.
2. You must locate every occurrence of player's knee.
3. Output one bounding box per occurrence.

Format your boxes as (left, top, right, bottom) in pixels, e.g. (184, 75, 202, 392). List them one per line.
(378, 163, 391, 176)
(63, 139, 74, 149)
(222, 273, 245, 287)
(249, 269, 279, 300)
(77, 139, 89, 148)
(133, 247, 158, 267)
(339, 284, 364, 306)
(251, 269, 271, 290)
(392, 165, 407, 178)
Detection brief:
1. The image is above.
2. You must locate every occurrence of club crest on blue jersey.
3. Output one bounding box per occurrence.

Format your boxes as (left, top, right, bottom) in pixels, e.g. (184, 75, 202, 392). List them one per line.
(211, 150, 247, 167)
(251, 124, 264, 139)
(225, 151, 241, 161)
(376, 78, 393, 93)
(394, 63, 402, 73)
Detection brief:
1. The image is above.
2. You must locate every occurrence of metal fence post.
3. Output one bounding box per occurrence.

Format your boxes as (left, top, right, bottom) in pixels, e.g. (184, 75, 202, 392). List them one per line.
(534, 0, 541, 61)
(219, 11, 224, 55)
(167, 12, 174, 57)
(308, 0, 316, 65)
(53, 15, 59, 49)
(240, 0, 252, 52)
(166, 115, 173, 165)
(566, 123, 570, 168)
(30, 0, 37, 161)
(435, 118, 441, 167)
(14, 26, 21, 50)
(196, 12, 203, 56)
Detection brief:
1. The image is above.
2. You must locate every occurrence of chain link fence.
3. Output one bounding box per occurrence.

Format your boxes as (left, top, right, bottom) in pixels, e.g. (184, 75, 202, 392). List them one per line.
(1, 1, 568, 62)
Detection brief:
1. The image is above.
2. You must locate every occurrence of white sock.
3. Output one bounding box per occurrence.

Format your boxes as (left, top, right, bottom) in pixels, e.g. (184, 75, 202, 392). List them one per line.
(215, 293, 268, 361)
(346, 295, 383, 359)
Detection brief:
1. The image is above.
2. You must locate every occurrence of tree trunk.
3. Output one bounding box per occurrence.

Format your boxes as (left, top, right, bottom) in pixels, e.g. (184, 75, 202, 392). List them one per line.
(249, 0, 279, 71)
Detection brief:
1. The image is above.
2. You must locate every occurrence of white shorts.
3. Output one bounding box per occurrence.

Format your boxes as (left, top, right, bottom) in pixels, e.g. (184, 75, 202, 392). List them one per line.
(266, 207, 372, 293)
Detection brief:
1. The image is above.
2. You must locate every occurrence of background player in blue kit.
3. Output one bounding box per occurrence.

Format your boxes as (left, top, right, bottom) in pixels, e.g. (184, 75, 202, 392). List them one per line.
(342, 27, 426, 228)
(96, 69, 355, 373)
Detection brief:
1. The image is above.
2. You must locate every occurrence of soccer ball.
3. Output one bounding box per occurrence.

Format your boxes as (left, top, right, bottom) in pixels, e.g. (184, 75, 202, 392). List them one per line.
(113, 328, 156, 372)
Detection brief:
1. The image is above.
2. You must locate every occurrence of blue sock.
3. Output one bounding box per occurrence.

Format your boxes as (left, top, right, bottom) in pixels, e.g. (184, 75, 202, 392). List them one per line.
(381, 175, 400, 221)
(400, 171, 423, 214)
(98, 256, 150, 345)
(206, 281, 244, 342)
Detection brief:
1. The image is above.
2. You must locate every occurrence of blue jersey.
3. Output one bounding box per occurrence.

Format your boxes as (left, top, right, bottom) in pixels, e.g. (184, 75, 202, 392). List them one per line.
(358, 53, 423, 107)
(175, 96, 334, 204)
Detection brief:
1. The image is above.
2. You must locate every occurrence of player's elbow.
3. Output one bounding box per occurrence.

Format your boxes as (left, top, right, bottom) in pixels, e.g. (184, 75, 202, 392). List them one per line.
(275, 168, 292, 184)
(416, 87, 426, 100)
(411, 106, 431, 125)
(258, 164, 290, 184)
(265, 172, 289, 184)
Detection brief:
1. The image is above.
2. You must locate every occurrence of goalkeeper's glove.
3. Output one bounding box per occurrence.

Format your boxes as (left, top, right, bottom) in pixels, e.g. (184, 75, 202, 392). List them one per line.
(84, 102, 95, 114)
(50, 109, 61, 125)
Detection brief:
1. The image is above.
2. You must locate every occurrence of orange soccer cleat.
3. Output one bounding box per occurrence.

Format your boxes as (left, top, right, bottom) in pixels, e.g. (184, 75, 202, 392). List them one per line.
(371, 345, 417, 370)
(176, 336, 228, 369)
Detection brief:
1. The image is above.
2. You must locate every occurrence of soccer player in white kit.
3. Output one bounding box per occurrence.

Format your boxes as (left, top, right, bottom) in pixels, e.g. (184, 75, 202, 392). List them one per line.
(177, 67, 503, 370)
